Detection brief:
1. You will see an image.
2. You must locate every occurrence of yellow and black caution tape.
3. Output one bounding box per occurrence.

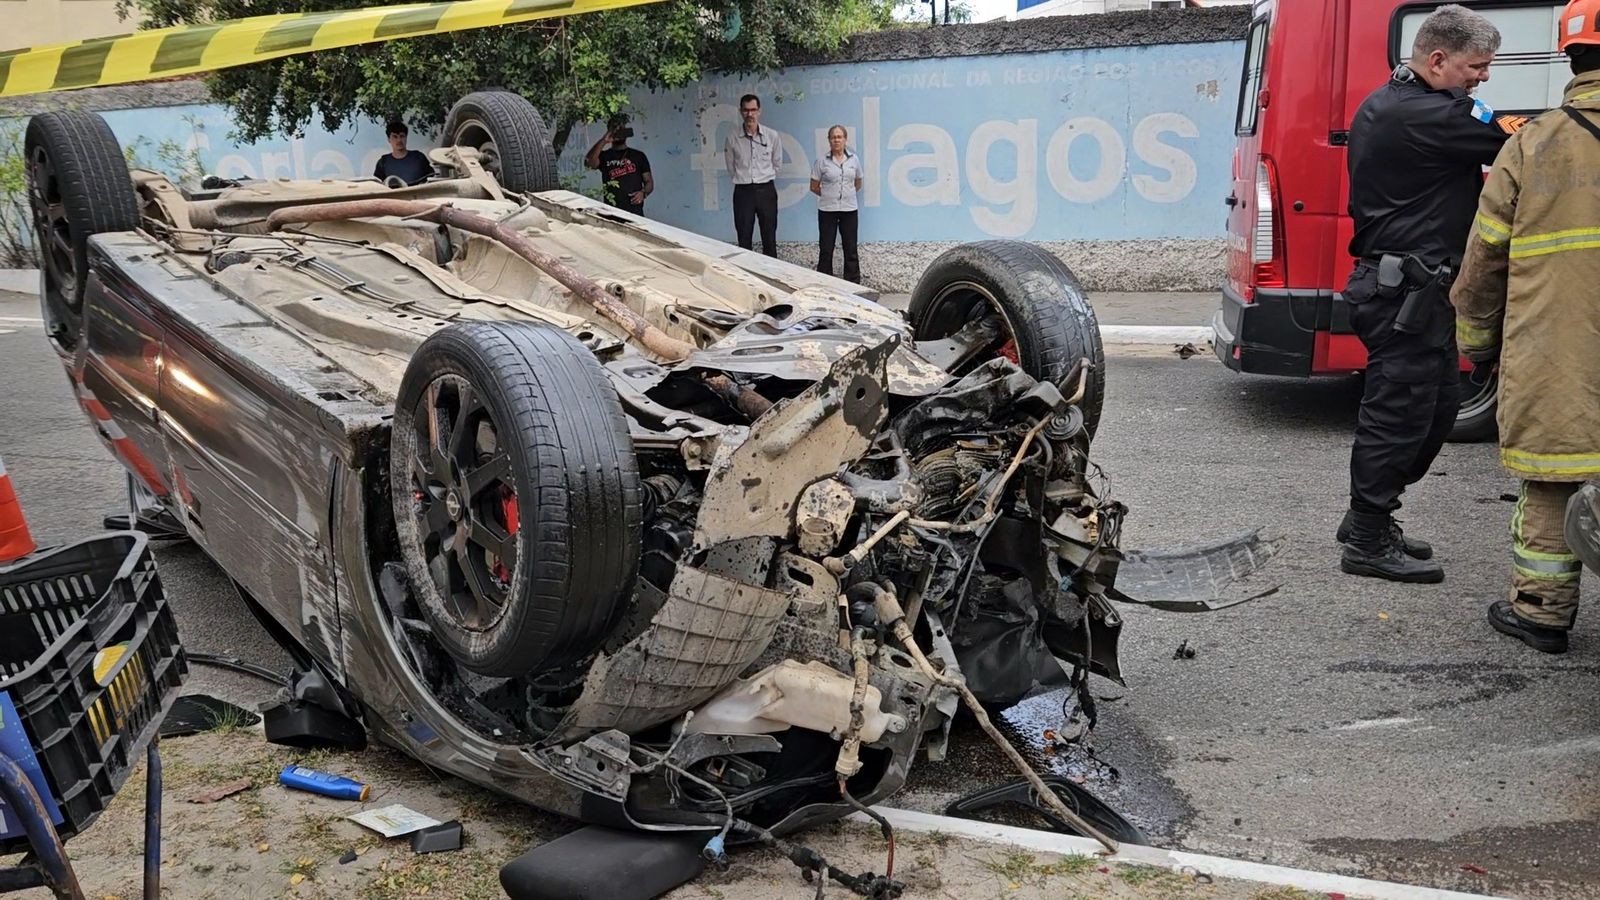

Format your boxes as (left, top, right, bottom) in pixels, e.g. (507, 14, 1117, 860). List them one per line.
(0, 0, 666, 98)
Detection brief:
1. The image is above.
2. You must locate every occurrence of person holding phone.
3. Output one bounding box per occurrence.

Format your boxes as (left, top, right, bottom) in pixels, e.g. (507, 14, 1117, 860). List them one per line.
(585, 114, 653, 215)
(809, 124, 863, 283)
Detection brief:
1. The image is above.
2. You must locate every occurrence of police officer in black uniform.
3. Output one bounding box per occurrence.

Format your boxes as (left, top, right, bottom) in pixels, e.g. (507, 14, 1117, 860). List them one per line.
(1339, 4, 1519, 582)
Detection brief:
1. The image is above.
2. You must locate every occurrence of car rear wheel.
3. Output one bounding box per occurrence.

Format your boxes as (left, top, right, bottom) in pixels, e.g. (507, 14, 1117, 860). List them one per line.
(24, 111, 139, 350)
(391, 321, 642, 678)
(908, 241, 1105, 439)
(443, 91, 559, 194)
(1448, 367, 1498, 443)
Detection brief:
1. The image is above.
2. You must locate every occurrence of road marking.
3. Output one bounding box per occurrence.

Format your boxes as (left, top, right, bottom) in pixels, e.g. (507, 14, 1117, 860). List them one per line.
(853, 807, 1509, 900)
(1100, 325, 1214, 346)
(0, 316, 43, 326)
(1337, 717, 1419, 731)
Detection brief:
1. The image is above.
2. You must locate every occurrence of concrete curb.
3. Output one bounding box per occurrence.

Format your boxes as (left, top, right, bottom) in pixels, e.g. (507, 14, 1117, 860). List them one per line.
(1099, 325, 1213, 346)
(853, 808, 1507, 900)
(0, 269, 38, 294)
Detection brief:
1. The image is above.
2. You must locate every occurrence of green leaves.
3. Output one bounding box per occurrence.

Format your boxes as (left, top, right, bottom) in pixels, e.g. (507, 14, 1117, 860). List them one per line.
(121, 0, 900, 151)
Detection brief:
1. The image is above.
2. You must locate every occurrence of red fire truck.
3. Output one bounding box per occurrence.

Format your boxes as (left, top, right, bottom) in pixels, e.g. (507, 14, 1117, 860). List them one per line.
(1210, 0, 1567, 440)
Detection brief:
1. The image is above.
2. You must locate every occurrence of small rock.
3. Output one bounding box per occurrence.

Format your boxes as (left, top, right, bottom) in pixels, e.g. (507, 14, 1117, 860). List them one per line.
(289, 873, 304, 886)
(257, 843, 270, 853)
(339, 850, 358, 865)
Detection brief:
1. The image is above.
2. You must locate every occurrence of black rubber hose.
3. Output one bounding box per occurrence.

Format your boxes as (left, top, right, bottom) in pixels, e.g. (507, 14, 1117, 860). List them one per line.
(185, 652, 288, 687)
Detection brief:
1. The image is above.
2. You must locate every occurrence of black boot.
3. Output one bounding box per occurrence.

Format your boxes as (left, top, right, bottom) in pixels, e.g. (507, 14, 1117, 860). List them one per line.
(1339, 510, 1444, 583)
(1336, 510, 1433, 559)
(1487, 599, 1568, 654)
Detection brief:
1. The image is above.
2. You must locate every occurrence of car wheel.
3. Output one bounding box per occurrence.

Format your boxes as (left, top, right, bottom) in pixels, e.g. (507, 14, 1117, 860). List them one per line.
(1448, 367, 1498, 443)
(24, 111, 139, 350)
(390, 321, 642, 678)
(443, 91, 558, 194)
(908, 241, 1105, 439)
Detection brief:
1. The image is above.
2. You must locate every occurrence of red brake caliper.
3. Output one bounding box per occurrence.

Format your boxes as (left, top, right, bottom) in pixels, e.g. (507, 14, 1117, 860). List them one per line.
(494, 486, 519, 584)
(998, 339, 1019, 364)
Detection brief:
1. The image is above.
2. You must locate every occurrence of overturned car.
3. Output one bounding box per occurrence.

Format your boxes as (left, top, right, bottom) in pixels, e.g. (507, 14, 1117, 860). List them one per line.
(27, 93, 1276, 853)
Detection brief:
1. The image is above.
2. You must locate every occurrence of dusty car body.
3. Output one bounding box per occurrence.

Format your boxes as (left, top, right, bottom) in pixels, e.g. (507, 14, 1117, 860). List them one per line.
(26, 94, 1277, 843)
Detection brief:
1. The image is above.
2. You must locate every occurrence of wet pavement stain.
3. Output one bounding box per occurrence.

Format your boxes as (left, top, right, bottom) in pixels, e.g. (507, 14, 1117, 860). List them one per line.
(1324, 659, 1551, 713)
(1312, 819, 1600, 900)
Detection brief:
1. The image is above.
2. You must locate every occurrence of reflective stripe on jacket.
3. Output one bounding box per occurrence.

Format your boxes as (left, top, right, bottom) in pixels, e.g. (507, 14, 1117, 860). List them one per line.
(1451, 70, 1600, 480)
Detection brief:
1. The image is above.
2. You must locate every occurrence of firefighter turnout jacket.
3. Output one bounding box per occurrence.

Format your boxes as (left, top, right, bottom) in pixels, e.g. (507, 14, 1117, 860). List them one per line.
(1453, 70, 1600, 481)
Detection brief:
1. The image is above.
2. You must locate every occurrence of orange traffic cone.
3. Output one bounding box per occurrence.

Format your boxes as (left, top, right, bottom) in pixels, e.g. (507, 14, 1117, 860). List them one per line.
(0, 454, 37, 563)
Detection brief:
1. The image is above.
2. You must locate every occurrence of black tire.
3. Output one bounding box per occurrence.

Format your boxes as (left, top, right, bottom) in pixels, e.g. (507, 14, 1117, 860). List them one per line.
(24, 111, 139, 348)
(909, 241, 1105, 439)
(391, 321, 642, 678)
(1448, 368, 1498, 443)
(444, 91, 558, 194)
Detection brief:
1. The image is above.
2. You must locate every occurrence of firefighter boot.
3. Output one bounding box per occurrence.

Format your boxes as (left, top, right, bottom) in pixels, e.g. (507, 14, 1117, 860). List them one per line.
(1487, 598, 1569, 654)
(1340, 510, 1445, 583)
(1336, 509, 1433, 559)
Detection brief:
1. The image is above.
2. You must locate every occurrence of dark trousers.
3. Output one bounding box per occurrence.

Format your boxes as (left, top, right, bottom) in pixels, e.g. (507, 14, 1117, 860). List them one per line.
(1346, 263, 1461, 518)
(733, 182, 778, 257)
(817, 210, 860, 282)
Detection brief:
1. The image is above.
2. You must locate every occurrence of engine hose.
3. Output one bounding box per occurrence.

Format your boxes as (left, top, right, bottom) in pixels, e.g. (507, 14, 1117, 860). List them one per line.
(868, 582, 1121, 855)
(840, 777, 896, 880)
(835, 628, 873, 780)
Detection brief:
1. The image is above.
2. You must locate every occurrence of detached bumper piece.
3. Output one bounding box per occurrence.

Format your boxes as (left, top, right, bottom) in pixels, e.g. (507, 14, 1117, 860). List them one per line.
(500, 825, 706, 900)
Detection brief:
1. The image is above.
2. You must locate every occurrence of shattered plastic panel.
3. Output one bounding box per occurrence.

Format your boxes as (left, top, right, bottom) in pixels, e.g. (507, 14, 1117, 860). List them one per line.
(553, 565, 790, 741)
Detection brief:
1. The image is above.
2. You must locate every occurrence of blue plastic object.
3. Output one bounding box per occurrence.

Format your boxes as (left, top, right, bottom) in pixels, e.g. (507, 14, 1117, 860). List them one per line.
(278, 764, 369, 801)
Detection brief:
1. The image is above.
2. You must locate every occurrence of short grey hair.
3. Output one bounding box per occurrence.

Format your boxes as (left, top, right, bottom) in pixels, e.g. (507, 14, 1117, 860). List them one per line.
(1411, 4, 1503, 59)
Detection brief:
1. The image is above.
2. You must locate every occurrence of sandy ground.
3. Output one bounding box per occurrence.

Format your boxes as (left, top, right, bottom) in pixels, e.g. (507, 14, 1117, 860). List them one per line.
(1, 726, 1308, 900)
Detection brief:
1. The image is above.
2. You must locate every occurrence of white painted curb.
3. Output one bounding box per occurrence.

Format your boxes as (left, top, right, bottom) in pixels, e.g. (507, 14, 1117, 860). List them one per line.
(1099, 324, 1213, 346)
(0, 269, 39, 294)
(852, 807, 1508, 900)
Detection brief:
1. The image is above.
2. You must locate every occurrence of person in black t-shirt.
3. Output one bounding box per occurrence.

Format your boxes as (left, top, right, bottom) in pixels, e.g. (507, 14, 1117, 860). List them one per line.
(374, 120, 431, 187)
(584, 115, 653, 215)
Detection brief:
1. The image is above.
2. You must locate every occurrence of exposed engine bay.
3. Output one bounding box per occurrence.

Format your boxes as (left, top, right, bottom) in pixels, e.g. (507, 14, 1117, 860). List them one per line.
(28, 95, 1283, 880)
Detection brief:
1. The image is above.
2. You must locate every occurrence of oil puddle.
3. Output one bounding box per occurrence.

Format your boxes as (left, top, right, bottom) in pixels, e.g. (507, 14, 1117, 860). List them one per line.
(894, 687, 1196, 844)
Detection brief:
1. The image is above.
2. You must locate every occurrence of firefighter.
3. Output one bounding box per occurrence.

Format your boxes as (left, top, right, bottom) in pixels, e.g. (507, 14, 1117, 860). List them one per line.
(1338, 4, 1518, 583)
(1451, 0, 1600, 654)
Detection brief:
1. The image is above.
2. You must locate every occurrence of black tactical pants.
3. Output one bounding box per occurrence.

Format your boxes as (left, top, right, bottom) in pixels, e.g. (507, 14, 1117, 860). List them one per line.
(1346, 262, 1461, 518)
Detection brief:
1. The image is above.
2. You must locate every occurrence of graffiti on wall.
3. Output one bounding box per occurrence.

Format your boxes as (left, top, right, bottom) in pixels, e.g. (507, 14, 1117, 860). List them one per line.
(560, 40, 1242, 243)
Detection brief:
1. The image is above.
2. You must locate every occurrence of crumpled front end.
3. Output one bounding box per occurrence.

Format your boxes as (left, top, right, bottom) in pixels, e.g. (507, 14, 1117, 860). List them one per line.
(521, 333, 1127, 834)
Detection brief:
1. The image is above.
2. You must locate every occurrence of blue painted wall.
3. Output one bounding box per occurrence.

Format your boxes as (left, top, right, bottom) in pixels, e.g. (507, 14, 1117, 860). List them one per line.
(94, 105, 415, 183)
(4, 37, 1243, 255)
(559, 39, 1243, 245)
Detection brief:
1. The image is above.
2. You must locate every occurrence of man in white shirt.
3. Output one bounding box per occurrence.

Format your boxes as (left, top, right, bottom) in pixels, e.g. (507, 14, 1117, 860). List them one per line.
(723, 94, 783, 256)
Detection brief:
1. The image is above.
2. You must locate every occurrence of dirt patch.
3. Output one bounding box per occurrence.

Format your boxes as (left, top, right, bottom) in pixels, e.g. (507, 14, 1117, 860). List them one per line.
(3, 725, 1305, 899)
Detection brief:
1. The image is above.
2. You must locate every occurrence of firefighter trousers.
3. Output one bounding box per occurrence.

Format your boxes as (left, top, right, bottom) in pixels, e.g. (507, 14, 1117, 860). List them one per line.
(1345, 265, 1461, 520)
(1510, 479, 1583, 628)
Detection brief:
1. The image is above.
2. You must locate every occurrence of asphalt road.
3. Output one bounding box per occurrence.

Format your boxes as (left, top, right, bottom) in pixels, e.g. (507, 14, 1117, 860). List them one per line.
(3, 289, 1596, 898)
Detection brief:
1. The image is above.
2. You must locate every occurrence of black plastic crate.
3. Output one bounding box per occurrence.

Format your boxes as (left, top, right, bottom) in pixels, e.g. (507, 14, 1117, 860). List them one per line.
(0, 533, 186, 852)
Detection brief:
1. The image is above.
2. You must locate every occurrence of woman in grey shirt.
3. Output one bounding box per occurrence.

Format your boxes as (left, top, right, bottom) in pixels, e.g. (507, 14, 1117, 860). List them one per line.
(809, 125, 864, 283)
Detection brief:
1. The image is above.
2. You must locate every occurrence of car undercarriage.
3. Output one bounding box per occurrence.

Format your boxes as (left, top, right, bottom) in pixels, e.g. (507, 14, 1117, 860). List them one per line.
(25, 93, 1282, 874)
